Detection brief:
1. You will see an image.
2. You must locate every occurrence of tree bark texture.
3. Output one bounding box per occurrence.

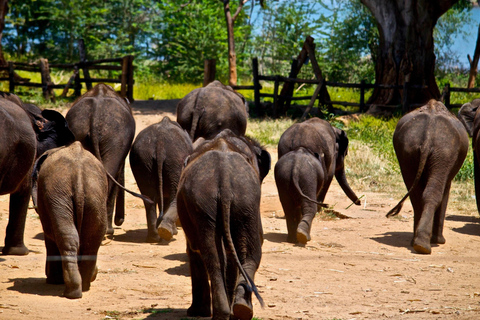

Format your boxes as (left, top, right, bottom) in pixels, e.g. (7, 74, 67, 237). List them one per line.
(361, 0, 459, 110)
(223, 0, 238, 86)
(467, 23, 480, 89)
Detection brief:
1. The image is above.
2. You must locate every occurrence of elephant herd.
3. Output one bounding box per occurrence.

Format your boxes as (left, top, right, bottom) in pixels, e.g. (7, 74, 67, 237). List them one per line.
(1, 79, 480, 320)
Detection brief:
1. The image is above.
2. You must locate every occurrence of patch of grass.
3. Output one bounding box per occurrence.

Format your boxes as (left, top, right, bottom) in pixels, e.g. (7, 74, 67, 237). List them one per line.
(246, 117, 295, 147)
(134, 81, 200, 100)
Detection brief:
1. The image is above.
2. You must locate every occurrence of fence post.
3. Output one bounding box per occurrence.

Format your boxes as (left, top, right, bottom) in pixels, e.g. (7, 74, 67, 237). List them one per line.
(126, 55, 134, 102)
(74, 65, 82, 97)
(39, 58, 55, 102)
(360, 80, 365, 112)
(252, 57, 262, 116)
(273, 76, 279, 118)
(78, 39, 92, 90)
(203, 59, 216, 87)
(445, 83, 451, 108)
(8, 61, 14, 93)
(402, 81, 410, 114)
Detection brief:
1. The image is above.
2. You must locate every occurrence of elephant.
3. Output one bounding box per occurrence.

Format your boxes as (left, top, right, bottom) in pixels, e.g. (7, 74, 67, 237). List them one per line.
(274, 147, 329, 244)
(177, 129, 270, 320)
(276, 118, 361, 243)
(458, 99, 480, 213)
(387, 100, 469, 254)
(31, 142, 108, 299)
(129, 116, 193, 243)
(176, 80, 248, 142)
(66, 83, 135, 235)
(0, 92, 75, 255)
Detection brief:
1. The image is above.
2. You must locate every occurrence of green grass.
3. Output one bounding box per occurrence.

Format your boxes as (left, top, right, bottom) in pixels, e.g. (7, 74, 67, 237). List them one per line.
(246, 117, 295, 147)
(134, 81, 201, 100)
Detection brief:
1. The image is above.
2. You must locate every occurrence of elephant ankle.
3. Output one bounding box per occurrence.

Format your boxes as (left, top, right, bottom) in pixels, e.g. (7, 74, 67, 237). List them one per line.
(157, 220, 177, 241)
(146, 232, 160, 243)
(187, 304, 211, 317)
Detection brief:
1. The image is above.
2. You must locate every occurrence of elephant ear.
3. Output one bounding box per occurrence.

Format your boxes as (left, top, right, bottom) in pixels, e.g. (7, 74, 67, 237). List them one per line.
(256, 148, 271, 183)
(458, 101, 479, 137)
(36, 109, 76, 155)
(334, 127, 349, 157)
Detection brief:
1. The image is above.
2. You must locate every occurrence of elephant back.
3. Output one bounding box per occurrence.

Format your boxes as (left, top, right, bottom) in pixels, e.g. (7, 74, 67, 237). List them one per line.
(176, 80, 247, 141)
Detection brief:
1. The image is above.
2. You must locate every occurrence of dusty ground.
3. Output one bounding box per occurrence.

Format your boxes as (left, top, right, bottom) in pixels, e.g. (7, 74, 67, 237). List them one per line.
(1, 99, 480, 320)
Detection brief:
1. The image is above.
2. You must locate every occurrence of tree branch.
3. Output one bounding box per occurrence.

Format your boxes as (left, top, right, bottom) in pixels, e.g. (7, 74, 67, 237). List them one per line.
(232, 0, 249, 21)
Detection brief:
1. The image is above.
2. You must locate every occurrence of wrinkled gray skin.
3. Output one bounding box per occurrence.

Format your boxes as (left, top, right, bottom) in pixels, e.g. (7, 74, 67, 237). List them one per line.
(32, 142, 108, 299)
(388, 100, 468, 254)
(458, 99, 480, 214)
(66, 84, 135, 235)
(0, 92, 75, 255)
(274, 147, 328, 244)
(276, 118, 361, 243)
(176, 80, 248, 141)
(177, 130, 270, 320)
(129, 117, 193, 243)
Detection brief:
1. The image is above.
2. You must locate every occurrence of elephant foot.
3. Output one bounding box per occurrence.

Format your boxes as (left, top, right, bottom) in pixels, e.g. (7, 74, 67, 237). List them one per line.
(2, 244, 29, 256)
(233, 284, 253, 320)
(146, 232, 160, 243)
(114, 217, 124, 226)
(431, 234, 446, 244)
(232, 302, 253, 320)
(106, 227, 114, 236)
(296, 221, 311, 244)
(157, 222, 178, 241)
(187, 305, 211, 318)
(64, 286, 82, 299)
(412, 239, 432, 254)
(286, 234, 297, 243)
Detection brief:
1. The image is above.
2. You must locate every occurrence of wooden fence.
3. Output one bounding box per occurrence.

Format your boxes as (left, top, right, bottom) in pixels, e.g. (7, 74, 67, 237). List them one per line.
(247, 57, 479, 118)
(0, 55, 134, 102)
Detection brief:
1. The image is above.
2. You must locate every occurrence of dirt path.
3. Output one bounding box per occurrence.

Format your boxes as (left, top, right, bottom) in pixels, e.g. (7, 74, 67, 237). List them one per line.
(1, 100, 480, 320)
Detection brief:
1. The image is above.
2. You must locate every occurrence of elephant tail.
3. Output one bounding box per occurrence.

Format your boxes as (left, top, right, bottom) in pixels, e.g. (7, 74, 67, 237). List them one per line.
(292, 158, 328, 208)
(189, 91, 205, 141)
(156, 158, 165, 223)
(386, 144, 429, 218)
(220, 198, 265, 309)
(105, 171, 154, 205)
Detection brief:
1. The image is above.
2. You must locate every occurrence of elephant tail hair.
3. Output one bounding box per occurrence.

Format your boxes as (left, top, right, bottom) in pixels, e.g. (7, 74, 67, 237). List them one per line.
(386, 144, 429, 218)
(220, 199, 265, 309)
(106, 171, 154, 205)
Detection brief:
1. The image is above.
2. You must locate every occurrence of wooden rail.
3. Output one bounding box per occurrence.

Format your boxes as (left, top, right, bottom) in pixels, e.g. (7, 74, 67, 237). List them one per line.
(0, 54, 134, 102)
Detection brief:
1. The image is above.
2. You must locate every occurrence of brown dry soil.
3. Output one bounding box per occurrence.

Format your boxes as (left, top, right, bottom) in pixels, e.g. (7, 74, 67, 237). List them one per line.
(1, 100, 480, 320)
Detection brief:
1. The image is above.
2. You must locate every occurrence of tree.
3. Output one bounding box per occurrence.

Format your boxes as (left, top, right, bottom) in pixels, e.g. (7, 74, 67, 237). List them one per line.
(220, 0, 264, 86)
(360, 0, 474, 110)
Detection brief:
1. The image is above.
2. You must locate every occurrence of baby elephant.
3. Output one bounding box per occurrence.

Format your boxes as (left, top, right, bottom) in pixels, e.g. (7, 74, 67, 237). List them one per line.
(32, 142, 108, 299)
(129, 116, 193, 242)
(177, 130, 270, 320)
(275, 147, 328, 244)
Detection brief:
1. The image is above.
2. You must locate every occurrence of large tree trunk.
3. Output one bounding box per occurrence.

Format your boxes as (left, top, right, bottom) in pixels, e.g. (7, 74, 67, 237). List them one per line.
(361, 0, 459, 111)
(467, 23, 480, 89)
(222, 0, 238, 86)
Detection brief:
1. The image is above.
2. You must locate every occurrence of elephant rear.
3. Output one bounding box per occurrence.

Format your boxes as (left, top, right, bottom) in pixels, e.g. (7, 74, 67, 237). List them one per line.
(34, 142, 108, 298)
(177, 132, 268, 320)
(274, 147, 326, 243)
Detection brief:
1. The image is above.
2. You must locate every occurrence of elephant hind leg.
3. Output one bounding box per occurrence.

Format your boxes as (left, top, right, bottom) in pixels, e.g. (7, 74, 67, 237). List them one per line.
(45, 237, 64, 284)
(431, 182, 451, 245)
(59, 236, 82, 299)
(186, 245, 212, 317)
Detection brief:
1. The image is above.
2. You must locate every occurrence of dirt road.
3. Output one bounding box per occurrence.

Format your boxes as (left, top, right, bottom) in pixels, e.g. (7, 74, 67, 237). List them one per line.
(1, 100, 480, 320)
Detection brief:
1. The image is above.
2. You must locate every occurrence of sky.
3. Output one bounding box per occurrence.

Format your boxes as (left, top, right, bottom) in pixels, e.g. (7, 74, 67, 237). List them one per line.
(451, 6, 480, 68)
